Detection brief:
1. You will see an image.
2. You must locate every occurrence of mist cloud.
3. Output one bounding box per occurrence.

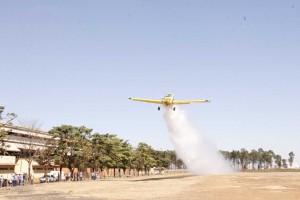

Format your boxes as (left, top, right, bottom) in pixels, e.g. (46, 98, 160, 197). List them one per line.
(164, 107, 232, 174)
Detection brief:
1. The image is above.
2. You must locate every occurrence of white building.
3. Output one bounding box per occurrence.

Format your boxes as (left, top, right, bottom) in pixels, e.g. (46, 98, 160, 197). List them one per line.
(0, 124, 54, 178)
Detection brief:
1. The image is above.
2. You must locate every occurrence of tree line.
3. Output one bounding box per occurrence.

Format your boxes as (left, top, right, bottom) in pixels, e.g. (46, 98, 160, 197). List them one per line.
(221, 148, 295, 170)
(0, 106, 297, 181)
(37, 125, 183, 180)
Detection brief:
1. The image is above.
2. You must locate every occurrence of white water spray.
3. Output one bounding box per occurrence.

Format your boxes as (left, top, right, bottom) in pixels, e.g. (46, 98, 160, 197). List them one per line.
(164, 107, 232, 174)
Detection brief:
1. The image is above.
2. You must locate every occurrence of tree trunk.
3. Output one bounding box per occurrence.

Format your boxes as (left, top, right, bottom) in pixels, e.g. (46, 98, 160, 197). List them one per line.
(98, 167, 102, 179)
(118, 168, 121, 177)
(106, 168, 109, 178)
(68, 167, 74, 181)
(59, 165, 63, 181)
(28, 158, 32, 182)
(122, 168, 126, 177)
(44, 164, 47, 176)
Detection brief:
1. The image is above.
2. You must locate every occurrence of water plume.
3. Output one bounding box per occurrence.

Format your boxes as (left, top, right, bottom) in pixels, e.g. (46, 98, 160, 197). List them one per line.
(164, 107, 232, 174)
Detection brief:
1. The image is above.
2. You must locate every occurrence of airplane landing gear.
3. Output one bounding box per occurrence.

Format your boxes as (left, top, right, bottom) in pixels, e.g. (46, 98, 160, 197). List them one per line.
(173, 107, 176, 111)
(158, 106, 160, 111)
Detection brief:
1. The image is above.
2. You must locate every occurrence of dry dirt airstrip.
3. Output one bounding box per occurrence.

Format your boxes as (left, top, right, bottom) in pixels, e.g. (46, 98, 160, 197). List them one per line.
(1, 172, 300, 200)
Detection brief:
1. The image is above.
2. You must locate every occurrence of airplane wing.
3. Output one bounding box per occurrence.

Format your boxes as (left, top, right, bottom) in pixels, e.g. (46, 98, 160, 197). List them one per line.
(172, 100, 211, 105)
(129, 98, 163, 104)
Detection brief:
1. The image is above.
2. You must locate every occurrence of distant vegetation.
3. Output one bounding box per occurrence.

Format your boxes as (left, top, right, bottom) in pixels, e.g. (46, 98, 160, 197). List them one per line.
(221, 149, 296, 170)
(41, 125, 296, 177)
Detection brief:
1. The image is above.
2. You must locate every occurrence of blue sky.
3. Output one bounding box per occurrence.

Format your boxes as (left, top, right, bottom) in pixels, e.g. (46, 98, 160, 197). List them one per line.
(1, 1, 299, 164)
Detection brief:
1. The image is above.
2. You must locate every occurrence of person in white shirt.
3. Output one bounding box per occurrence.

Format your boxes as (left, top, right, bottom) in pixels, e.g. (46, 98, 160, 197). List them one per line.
(0, 175, 4, 189)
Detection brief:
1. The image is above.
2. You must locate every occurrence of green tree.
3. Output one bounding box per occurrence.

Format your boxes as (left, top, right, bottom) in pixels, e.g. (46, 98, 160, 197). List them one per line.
(89, 133, 103, 173)
(220, 150, 230, 161)
(249, 150, 258, 170)
(118, 140, 134, 177)
(135, 142, 156, 175)
(49, 125, 92, 180)
(288, 151, 295, 167)
(282, 159, 288, 169)
(169, 150, 177, 169)
(265, 150, 275, 169)
(230, 150, 239, 170)
(153, 150, 172, 174)
(274, 154, 282, 168)
(89, 133, 129, 177)
(257, 148, 265, 169)
(36, 140, 56, 175)
(108, 136, 127, 177)
(0, 105, 17, 154)
(18, 119, 44, 182)
(239, 148, 249, 170)
(73, 128, 92, 173)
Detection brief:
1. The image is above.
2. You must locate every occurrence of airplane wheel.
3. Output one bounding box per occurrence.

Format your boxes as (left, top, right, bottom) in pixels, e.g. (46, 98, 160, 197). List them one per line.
(173, 107, 176, 111)
(158, 107, 160, 111)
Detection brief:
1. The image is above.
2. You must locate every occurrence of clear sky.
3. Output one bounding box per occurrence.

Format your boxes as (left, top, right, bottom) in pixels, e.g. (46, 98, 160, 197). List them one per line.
(1, 1, 299, 164)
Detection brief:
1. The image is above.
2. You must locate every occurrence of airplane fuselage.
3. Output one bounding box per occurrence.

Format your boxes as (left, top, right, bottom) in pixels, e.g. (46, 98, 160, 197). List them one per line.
(162, 94, 174, 106)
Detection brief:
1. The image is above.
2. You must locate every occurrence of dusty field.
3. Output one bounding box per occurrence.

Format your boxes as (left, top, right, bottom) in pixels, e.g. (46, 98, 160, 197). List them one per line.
(1, 172, 300, 200)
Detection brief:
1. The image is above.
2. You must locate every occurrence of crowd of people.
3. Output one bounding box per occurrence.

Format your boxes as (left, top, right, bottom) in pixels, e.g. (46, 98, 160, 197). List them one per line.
(91, 172, 100, 180)
(0, 170, 102, 189)
(65, 171, 83, 181)
(0, 173, 35, 189)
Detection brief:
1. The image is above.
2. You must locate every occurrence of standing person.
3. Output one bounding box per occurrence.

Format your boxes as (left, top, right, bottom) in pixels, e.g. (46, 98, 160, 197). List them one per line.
(79, 171, 83, 181)
(18, 174, 21, 186)
(66, 172, 70, 181)
(30, 174, 34, 185)
(10, 174, 13, 187)
(15, 174, 18, 186)
(0, 175, 3, 189)
(23, 174, 26, 185)
(12, 173, 17, 186)
(19, 174, 24, 186)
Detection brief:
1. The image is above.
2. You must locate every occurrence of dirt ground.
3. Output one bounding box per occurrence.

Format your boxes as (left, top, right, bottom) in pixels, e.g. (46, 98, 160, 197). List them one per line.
(1, 172, 300, 200)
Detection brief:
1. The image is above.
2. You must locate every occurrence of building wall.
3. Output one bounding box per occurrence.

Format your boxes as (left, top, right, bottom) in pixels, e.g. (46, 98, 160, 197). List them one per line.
(14, 158, 31, 174)
(0, 156, 53, 179)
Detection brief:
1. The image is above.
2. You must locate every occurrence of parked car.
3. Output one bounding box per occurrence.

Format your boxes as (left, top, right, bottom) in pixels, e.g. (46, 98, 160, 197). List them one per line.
(49, 170, 64, 181)
(39, 174, 55, 183)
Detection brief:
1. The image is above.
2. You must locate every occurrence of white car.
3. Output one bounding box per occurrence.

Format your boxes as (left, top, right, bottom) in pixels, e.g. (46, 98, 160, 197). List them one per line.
(49, 171, 65, 181)
(39, 175, 55, 183)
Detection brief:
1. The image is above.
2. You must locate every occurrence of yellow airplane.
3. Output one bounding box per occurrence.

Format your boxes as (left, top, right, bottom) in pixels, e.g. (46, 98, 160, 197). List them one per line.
(129, 93, 211, 111)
